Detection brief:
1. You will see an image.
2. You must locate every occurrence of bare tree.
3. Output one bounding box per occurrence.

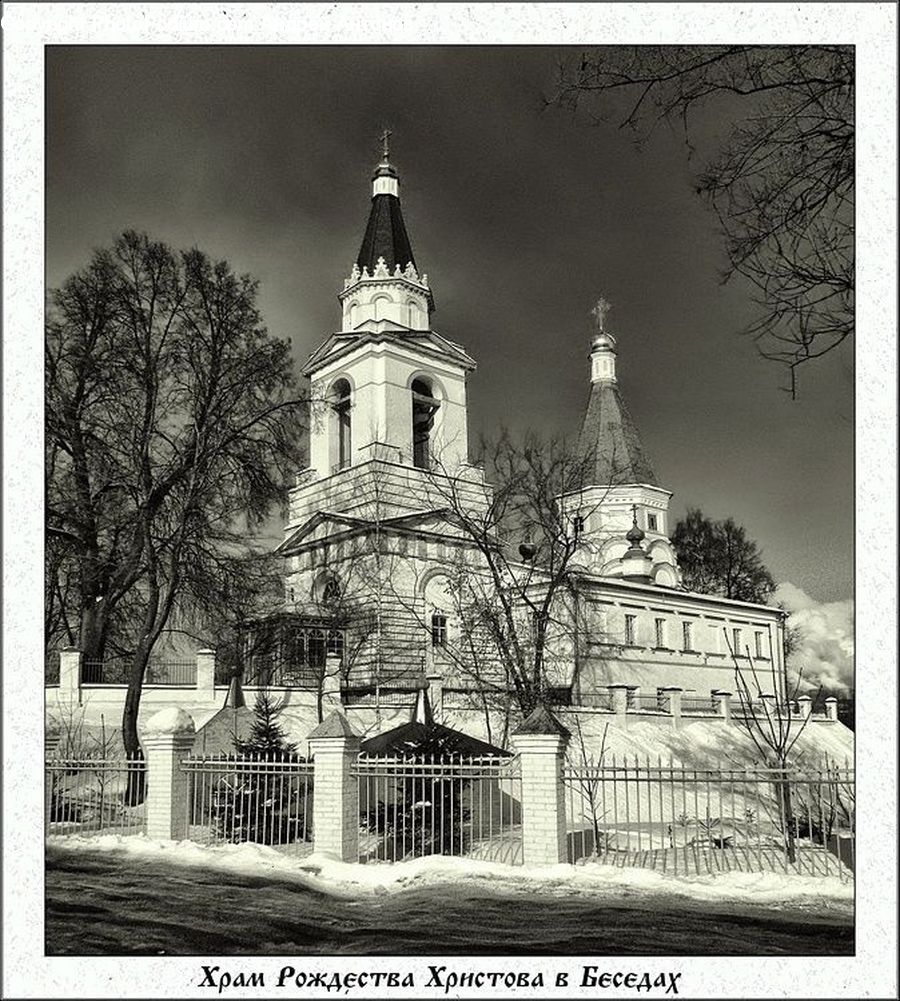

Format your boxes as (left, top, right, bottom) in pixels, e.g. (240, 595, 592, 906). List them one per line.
(551, 46, 853, 397)
(46, 231, 305, 766)
(726, 630, 819, 864)
(412, 431, 609, 719)
(566, 715, 612, 858)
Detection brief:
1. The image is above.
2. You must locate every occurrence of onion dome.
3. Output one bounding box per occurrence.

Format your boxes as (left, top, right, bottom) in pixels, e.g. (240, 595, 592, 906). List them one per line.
(625, 509, 647, 552)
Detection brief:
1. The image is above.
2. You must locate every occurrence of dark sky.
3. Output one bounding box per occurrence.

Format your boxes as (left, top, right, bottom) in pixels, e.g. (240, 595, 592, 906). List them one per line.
(45, 46, 854, 602)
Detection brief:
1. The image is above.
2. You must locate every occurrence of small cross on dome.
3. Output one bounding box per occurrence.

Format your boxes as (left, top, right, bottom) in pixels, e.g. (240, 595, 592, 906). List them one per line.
(591, 296, 612, 332)
(380, 127, 392, 160)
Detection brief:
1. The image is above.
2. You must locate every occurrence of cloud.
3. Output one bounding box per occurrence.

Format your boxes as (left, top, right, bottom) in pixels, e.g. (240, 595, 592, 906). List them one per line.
(774, 583, 854, 694)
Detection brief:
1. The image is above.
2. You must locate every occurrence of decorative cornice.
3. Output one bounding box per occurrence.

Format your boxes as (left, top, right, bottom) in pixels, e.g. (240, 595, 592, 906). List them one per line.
(302, 328, 475, 378)
(342, 256, 430, 297)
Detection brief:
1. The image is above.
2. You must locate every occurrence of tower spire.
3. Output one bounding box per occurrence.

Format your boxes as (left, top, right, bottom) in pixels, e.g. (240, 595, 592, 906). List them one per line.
(354, 131, 416, 271)
(340, 144, 433, 331)
(577, 296, 658, 486)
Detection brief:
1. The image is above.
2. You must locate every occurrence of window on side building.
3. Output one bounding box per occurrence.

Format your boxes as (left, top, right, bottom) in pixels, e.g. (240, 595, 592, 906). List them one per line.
(754, 630, 766, 659)
(655, 617, 666, 648)
(431, 613, 447, 648)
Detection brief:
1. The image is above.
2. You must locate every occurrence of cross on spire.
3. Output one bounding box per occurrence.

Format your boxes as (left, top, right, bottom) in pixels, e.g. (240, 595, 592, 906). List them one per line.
(591, 296, 612, 332)
(380, 127, 392, 160)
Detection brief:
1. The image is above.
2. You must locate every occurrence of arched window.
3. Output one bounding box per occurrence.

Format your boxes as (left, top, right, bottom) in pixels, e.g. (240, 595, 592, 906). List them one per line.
(323, 577, 341, 606)
(348, 301, 359, 328)
(330, 378, 352, 471)
(373, 294, 391, 321)
(424, 573, 454, 660)
(411, 377, 439, 470)
(313, 571, 342, 611)
(407, 299, 422, 329)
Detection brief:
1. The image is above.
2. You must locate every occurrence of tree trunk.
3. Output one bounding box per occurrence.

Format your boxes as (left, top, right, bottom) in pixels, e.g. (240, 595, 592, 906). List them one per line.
(776, 767, 797, 865)
(79, 596, 109, 662)
(122, 639, 153, 804)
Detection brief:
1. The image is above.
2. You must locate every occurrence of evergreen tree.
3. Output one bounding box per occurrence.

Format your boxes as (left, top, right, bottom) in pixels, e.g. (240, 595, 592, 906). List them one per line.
(211, 690, 308, 846)
(234, 690, 297, 759)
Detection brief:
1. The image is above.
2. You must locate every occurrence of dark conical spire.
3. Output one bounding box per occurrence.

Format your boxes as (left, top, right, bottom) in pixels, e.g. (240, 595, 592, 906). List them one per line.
(355, 138, 418, 274)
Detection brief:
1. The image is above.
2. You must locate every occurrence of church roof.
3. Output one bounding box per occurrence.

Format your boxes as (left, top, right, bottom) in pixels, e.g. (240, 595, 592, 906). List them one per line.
(359, 720, 510, 758)
(359, 688, 510, 757)
(577, 380, 658, 487)
(356, 190, 417, 274)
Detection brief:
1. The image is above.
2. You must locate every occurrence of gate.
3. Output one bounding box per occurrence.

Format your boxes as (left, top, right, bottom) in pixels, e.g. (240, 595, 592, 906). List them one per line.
(355, 753, 523, 864)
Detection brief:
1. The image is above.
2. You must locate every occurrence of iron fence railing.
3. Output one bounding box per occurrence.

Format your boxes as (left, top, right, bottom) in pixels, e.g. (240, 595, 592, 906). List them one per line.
(45, 755, 147, 837)
(563, 756, 854, 881)
(182, 754, 314, 854)
(354, 754, 523, 865)
(81, 658, 130, 684)
(571, 691, 613, 711)
(81, 659, 198, 686)
(680, 696, 719, 716)
(441, 688, 505, 710)
(146, 660, 197, 686)
(630, 694, 667, 714)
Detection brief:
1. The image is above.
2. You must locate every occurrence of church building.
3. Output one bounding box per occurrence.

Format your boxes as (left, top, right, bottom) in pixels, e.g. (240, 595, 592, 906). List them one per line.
(250, 144, 788, 722)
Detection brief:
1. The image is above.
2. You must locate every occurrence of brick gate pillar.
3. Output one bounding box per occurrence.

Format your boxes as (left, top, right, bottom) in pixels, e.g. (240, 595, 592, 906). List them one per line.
(511, 706, 571, 866)
(195, 649, 216, 700)
(308, 711, 360, 862)
(142, 707, 196, 840)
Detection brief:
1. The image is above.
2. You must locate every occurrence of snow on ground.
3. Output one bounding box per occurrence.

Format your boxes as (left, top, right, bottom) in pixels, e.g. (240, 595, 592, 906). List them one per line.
(47, 834, 853, 918)
(556, 714, 854, 769)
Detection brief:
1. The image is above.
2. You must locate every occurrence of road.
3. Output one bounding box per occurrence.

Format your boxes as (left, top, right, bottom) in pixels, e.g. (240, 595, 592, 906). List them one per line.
(46, 846, 853, 956)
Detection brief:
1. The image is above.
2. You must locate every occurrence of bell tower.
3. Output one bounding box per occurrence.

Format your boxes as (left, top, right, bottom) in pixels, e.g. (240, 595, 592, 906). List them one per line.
(291, 140, 482, 527)
(278, 140, 491, 691)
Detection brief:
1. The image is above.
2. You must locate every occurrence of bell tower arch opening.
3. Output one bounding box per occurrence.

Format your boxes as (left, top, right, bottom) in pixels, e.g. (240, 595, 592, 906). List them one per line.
(411, 376, 440, 469)
(329, 377, 352, 472)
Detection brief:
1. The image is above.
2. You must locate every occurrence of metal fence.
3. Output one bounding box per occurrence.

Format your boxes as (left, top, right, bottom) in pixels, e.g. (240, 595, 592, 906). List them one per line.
(630, 693, 667, 714)
(680, 695, 719, 716)
(563, 756, 854, 880)
(182, 754, 314, 855)
(146, 660, 197, 686)
(354, 754, 523, 865)
(81, 658, 197, 686)
(45, 755, 147, 837)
